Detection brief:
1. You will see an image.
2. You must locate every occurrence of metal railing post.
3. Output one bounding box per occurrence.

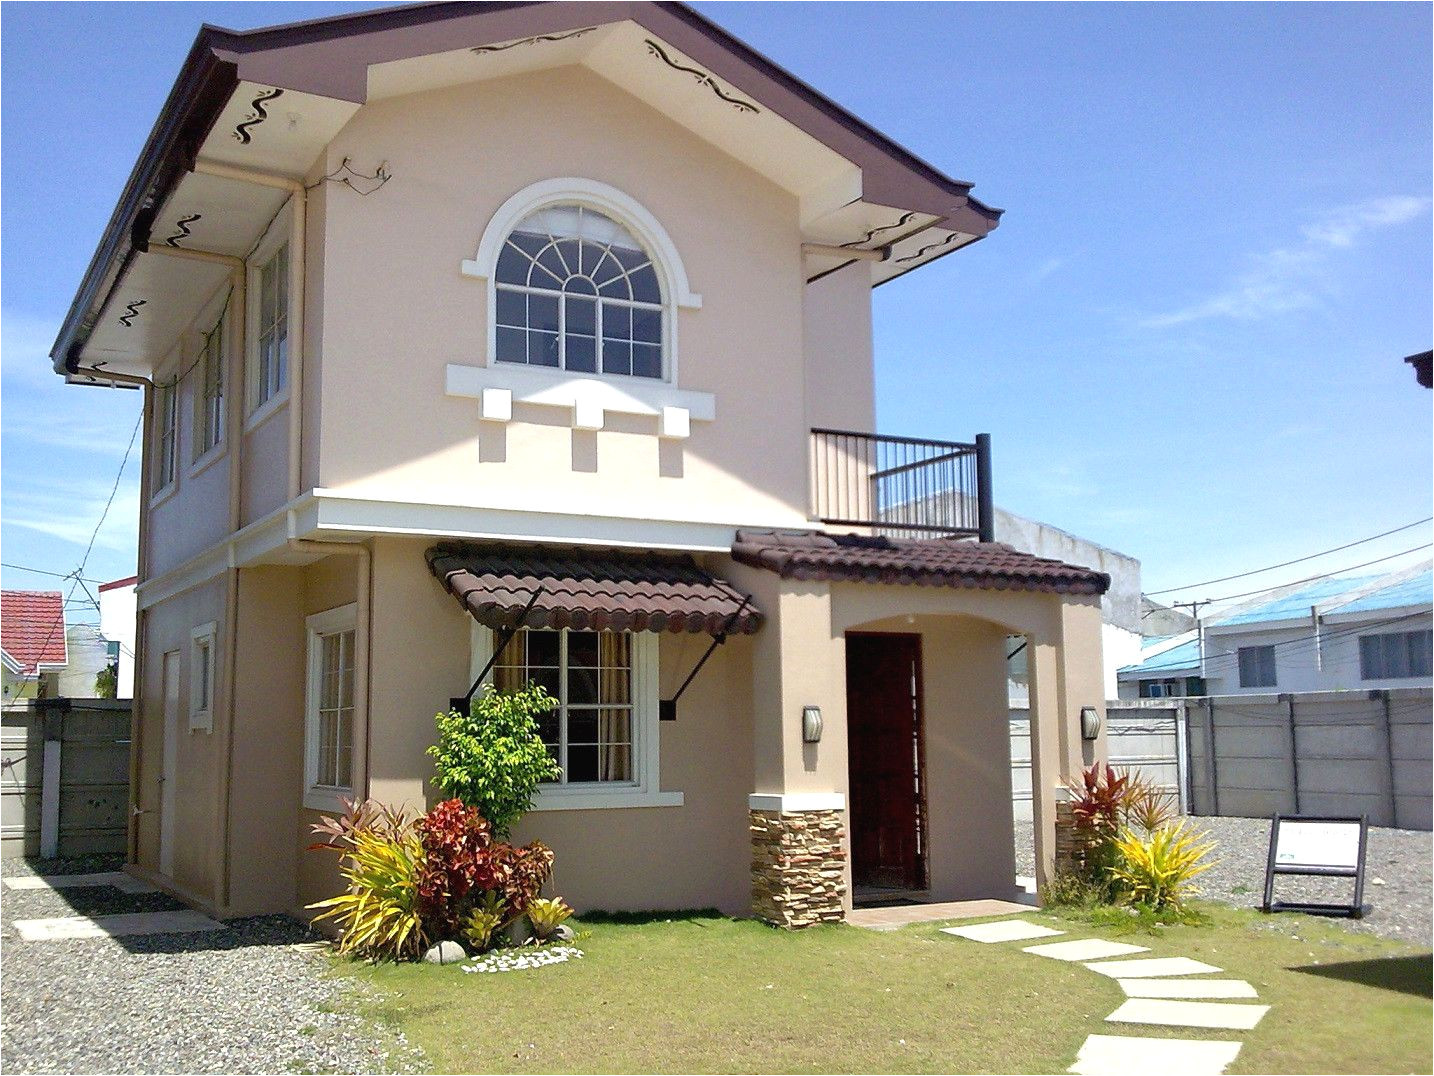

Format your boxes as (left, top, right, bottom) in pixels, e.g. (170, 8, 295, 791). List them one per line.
(976, 432, 994, 542)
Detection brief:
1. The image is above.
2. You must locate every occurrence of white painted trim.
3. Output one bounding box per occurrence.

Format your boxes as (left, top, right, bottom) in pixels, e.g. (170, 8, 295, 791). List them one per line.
(748, 792, 846, 813)
(446, 363, 714, 428)
(304, 603, 359, 811)
(242, 389, 288, 434)
(188, 621, 217, 733)
(531, 790, 684, 811)
(245, 203, 294, 417)
(190, 284, 232, 467)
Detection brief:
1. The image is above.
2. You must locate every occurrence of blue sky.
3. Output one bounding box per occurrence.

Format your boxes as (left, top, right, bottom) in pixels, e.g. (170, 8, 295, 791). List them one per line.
(3, 2, 1431, 624)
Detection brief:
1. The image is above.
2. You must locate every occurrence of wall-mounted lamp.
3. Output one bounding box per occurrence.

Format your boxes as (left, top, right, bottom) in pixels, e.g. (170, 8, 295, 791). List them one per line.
(1080, 706, 1102, 741)
(802, 705, 823, 744)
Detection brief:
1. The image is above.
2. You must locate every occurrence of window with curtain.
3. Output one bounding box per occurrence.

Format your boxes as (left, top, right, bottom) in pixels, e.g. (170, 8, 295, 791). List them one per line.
(1359, 629, 1433, 680)
(492, 628, 635, 784)
(493, 206, 664, 380)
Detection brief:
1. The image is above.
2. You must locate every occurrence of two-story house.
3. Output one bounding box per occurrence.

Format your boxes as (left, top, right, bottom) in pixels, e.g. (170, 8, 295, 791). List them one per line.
(51, 1, 1109, 927)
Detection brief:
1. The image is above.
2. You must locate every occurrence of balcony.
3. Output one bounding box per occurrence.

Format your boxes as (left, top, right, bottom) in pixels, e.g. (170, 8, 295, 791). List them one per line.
(809, 428, 993, 541)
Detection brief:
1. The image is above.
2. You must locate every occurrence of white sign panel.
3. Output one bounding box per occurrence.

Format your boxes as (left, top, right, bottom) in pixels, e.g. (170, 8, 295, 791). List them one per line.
(1273, 819, 1362, 871)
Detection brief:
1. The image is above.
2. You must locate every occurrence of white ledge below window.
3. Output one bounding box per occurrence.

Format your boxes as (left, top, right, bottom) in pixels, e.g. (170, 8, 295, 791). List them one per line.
(531, 788, 685, 812)
(446, 363, 713, 437)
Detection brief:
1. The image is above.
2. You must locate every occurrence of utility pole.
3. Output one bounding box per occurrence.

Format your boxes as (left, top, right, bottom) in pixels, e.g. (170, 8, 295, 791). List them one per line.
(1174, 599, 1213, 693)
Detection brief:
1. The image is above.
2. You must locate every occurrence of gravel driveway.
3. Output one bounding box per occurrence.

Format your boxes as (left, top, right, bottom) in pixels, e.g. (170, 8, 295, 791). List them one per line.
(1015, 815, 1433, 945)
(0, 857, 421, 1075)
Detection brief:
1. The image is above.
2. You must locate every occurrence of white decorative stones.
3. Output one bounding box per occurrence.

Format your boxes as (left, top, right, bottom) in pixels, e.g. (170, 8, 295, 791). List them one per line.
(422, 940, 467, 964)
(1070, 1034, 1243, 1075)
(1023, 938, 1150, 961)
(1118, 979, 1259, 999)
(11, 910, 225, 941)
(1085, 956, 1224, 978)
(941, 919, 1065, 943)
(1107, 998, 1270, 1031)
(461, 946, 583, 973)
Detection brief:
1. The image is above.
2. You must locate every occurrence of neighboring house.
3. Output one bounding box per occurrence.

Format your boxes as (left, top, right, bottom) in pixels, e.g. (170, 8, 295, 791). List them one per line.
(1139, 596, 1196, 639)
(1117, 563, 1433, 700)
(99, 576, 139, 698)
(56, 623, 115, 699)
(1, 591, 68, 709)
(50, 2, 1110, 927)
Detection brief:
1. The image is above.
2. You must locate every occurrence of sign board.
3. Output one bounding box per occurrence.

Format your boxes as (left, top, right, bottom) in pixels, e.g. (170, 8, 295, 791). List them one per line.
(1262, 814, 1368, 919)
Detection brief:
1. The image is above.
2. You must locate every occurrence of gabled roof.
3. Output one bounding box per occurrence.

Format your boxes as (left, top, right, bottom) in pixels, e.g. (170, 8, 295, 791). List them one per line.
(1326, 568, 1433, 615)
(0, 591, 69, 676)
(53, 1, 1003, 379)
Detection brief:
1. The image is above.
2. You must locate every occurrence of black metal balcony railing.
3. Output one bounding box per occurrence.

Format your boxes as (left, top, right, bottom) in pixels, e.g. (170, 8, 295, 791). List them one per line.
(809, 428, 993, 541)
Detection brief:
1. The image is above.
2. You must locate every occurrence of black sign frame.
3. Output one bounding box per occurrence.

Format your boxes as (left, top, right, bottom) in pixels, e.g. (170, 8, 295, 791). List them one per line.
(1261, 813, 1369, 919)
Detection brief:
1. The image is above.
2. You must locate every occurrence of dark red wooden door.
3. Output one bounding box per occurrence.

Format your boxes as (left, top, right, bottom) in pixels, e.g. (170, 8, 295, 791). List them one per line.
(846, 633, 925, 890)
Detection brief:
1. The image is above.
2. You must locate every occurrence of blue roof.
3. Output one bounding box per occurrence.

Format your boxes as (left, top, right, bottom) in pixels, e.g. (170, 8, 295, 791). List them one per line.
(1120, 637, 1202, 677)
(1211, 575, 1384, 626)
(1329, 569, 1433, 614)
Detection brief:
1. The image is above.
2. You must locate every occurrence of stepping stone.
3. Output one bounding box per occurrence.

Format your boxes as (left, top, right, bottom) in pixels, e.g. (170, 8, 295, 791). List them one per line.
(1070, 1034, 1243, 1075)
(1107, 998, 1270, 1031)
(1085, 956, 1224, 978)
(1023, 938, 1149, 961)
(1119, 979, 1259, 999)
(3, 872, 157, 894)
(941, 919, 1064, 943)
(11, 910, 225, 941)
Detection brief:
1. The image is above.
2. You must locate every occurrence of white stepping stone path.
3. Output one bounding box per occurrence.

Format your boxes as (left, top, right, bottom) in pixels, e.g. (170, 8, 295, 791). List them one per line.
(3, 871, 157, 894)
(11, 910, 225, 941)
(1070, 1034, 1243, 1076)
(1119, 978, 1259, 999)
(1023, 937, 1149, 962)
(1108, 998, 1270, 1031)
(1085, 955, 1223, 979)
(941, 917, 1269, 1076)
(940, 919, 1064, 943)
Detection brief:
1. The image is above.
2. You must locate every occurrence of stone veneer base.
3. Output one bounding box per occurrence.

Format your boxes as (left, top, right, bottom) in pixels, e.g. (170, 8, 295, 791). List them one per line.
(750, 808, 847, 929)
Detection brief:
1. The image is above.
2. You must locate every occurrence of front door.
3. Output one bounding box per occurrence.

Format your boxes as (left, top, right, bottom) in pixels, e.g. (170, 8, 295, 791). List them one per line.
(845, 632, 926, 890)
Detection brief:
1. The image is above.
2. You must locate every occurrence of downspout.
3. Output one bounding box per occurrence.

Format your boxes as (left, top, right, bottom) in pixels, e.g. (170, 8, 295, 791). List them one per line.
(286, 539, 373, 806)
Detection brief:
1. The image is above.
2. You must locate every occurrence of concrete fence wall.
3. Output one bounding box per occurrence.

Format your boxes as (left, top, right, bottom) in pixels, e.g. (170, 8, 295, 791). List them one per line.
(1185, 688, 1432, 830)
(1010, 701, 1185, 822)
(0, 698, 132, 860)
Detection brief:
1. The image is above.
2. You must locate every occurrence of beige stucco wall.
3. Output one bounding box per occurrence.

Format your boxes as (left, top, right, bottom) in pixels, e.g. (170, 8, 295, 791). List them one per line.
(311, 65, 816, 531)
(802, 263, 875, 434)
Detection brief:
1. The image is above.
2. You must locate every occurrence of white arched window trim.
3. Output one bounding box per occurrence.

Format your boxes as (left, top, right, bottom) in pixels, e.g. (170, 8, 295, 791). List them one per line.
(462, 178, 702, 379)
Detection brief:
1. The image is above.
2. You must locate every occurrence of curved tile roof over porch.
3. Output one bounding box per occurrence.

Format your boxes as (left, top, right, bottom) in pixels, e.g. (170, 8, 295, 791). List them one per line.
(427, 542, 763, 636)
(731, 530, 1110, 596)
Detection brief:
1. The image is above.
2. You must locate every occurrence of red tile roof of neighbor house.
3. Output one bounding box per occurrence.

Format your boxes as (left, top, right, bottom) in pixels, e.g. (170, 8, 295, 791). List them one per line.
(0, 591, 69, 674)
(98, 575, 138, 593)
(731, 531, 1111, 596)
(427, 543, 764, 637)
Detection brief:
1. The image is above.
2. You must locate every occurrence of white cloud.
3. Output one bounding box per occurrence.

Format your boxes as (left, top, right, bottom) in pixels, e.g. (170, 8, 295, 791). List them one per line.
(1142, 196, 1431, 328)
(1025, 257, 1065, 286)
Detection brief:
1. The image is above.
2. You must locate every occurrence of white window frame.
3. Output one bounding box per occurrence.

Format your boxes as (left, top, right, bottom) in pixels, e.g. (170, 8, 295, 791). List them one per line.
(189, 622, 217, 732)
(304, 603, 358, 811)
(245, 206, 293, 429)
(469, 622, 681, 811)
(151, 360, 179, 502)
(191, 287, 230, 472)
(462, 178, 702, 383)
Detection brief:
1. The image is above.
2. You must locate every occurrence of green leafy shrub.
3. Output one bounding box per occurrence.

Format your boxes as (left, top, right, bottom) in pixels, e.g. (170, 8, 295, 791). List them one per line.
(1108, 820, 1215, 910)
(527, 896, 574, 940)
(429, 684, 562, 838)
(308, 826, 428, 961)
(462, 892, 509, 952)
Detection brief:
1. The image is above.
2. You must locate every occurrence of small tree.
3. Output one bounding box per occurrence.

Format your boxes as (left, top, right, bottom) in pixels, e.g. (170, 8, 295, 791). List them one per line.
(428, 683, 561, 838)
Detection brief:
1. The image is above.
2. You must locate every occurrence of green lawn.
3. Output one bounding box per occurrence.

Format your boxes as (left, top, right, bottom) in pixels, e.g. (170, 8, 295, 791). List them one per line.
(345, 905, 1431, 1075)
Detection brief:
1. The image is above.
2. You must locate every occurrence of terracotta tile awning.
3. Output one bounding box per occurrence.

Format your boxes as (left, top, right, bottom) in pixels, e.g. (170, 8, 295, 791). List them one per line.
(426, 543, 763, 636)
(731, 530, 1110, 596)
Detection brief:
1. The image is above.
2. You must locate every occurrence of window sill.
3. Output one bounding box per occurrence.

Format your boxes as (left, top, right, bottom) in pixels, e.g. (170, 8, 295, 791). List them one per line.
(530, 789, 684, 812)
(188, 442, 226, 480)
(304, 785, 353, 813)
(149, 481, 178, 510)
(245, 391, 289, 434)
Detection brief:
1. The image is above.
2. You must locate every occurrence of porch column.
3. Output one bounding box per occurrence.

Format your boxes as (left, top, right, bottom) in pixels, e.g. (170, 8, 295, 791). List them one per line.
(725, 562, 850, 928)
(1027, 595, 1107, 894)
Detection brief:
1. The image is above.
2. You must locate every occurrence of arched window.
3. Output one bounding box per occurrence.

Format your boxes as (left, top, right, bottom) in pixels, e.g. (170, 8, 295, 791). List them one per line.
(494, 206, 664, 380)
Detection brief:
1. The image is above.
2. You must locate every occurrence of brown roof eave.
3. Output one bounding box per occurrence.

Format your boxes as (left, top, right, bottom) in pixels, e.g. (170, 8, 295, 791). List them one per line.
(50, 33, 239, 376)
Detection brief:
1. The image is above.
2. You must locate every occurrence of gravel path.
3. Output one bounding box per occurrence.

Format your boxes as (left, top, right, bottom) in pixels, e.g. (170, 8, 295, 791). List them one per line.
(1014, 815, 1432, 945)
(0, 858, 422, 1075)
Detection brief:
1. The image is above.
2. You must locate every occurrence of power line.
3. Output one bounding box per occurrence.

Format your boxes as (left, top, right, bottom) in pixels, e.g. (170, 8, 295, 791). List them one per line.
(1146, 517, 1433, 596)
(1, 564, 109, 585)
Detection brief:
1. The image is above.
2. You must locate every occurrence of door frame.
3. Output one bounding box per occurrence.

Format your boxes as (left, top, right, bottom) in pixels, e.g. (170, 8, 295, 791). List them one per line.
(159, 649, 180, 878)
(845, 630, 930, 891)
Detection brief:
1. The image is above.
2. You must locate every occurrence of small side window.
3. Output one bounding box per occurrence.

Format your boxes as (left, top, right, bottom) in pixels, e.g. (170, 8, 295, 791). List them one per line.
(189, 622, 217, 732)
